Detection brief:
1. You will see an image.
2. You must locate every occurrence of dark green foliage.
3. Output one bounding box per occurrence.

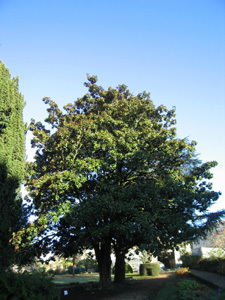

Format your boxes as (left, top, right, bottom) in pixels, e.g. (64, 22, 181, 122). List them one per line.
(78, 257, 98, 271)
(112, 263, 133, 274)
(199, 257, 225, 275)
(125, 263, 133, 274)
(147, 263, 161, 276)
(158, 250, 176, 269)
(74, 266, 85, 274)
(0, 61, 27, 269)
(180, 253, 225, 275)
(180, 253, 201, 268)
(52, 268, 66, 275)
(139, 263, 160, 276)
(25, 75, 224, 287)
(177, 280, 209, 300)
(156, 277, 225, 300)
(0, 270, 59, 300)
(178, 279, 199, 292)
(139, 263, 149, 276)
(67, 265, 74, 274)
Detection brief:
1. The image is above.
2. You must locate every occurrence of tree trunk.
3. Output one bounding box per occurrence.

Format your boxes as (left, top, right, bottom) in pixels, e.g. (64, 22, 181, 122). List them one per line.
(114, 249, 126, 284)
(94, 240, 112, 288)
(72, 255, 75, 276)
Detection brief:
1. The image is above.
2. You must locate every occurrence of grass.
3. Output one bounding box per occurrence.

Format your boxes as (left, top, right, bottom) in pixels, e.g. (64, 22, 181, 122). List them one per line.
(53, 271, 152, 285)
(53, 273, 100, 285)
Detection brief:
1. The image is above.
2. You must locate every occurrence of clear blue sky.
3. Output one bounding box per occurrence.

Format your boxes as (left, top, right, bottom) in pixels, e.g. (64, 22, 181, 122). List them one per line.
(0, 0, 224, 212)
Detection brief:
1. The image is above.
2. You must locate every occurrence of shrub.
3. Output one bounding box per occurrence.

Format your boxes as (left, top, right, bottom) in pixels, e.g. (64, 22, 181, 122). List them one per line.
(125, 263, 133, 274)
(112, 263, 133, 274)
(47, 269, 55, 275)
(180, 253, 200, 268)
(139, 263, 160, 276)
(67, 265, 74, 274)
(217, 260, 225, 275)
(147, 263, 161, 276)
(0, 270, 59, 300)
(176, 267, 189, 275)
(178, 279, 200, 300)
(53, 267, 64, 275)
(178, 279, 199, 292)
(140, 263, 149, 276)
(74, 266, 85, 274)
(78, 258, 98, 271)
(38, 267, 47, 273)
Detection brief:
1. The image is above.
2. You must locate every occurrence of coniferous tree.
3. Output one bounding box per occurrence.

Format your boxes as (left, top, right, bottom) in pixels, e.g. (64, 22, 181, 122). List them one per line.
(0, 61, 26, 269)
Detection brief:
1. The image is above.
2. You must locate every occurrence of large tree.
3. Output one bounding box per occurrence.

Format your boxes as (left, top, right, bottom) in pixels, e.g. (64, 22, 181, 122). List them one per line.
(0, 61, 26, 269)
(24, 76, 224, 287)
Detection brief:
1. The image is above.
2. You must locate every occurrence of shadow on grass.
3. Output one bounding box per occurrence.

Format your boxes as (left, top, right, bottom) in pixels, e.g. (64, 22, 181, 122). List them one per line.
(56, 272, 177, 300)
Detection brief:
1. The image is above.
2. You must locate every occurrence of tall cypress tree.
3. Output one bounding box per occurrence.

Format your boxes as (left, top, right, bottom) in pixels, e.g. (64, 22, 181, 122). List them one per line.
(0, 61, 26, 269)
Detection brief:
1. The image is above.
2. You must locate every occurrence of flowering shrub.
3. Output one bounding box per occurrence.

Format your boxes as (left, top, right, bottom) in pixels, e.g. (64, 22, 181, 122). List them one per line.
(176, 267, 189, 275)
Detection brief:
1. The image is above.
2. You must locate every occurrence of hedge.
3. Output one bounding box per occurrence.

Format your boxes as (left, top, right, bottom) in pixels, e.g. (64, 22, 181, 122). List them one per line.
(139, 263, 160, 276)
(180, 253, 225, 275)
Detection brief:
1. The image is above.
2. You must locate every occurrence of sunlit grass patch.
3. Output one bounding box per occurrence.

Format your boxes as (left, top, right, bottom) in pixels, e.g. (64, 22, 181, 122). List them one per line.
(53, 273, 100, 285)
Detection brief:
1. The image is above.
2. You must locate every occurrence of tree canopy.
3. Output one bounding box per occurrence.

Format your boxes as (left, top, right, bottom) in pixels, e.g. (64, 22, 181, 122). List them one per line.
(0, 61, 27, 269)
(23, 75, 224, 286)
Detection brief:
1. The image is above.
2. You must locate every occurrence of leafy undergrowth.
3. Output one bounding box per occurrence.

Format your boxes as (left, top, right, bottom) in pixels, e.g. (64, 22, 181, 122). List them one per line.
(155, 273, 225, 300)
(0, 270, 60, 300)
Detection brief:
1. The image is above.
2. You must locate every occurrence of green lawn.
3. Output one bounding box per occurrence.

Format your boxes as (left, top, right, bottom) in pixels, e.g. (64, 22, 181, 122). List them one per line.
(53, 272, 140, 285)
(53, 273, 100, 285)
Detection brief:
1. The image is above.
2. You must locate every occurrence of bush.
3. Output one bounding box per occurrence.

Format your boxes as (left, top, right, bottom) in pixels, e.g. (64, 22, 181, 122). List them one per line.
(217, 260, 225, 275)
(67, 265, 86, 274)
(178, 279, 199, 292)
(180, 253, 200, 268)
(178, 279, 200, 300)
(74, 266, 85, 274)
(67, 265, 74, 274)
(125, 263, 133, 274)
(0, 270, 59, 300)
(140, 263, 149, 276)
(147, 263, 161, 276)
(112, 263, 133, 274)
(139, 263, 160, 276)
(53, 267, 64, 275)
(176, 267, 189, 275)
(180, 253, 225, 276)
(78, 258, 98, 271)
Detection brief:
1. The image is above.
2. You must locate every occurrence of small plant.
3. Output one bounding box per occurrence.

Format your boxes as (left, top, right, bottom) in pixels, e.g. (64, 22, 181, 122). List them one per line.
(178, 279, 199, 292)
(178, 279, 200, 300)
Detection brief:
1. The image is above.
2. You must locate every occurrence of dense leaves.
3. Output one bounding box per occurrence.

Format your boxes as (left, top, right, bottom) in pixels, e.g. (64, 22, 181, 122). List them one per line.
(0, 270, 59, 300)
(0, 61, 27, 269)
(24, 75, 224, 287)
